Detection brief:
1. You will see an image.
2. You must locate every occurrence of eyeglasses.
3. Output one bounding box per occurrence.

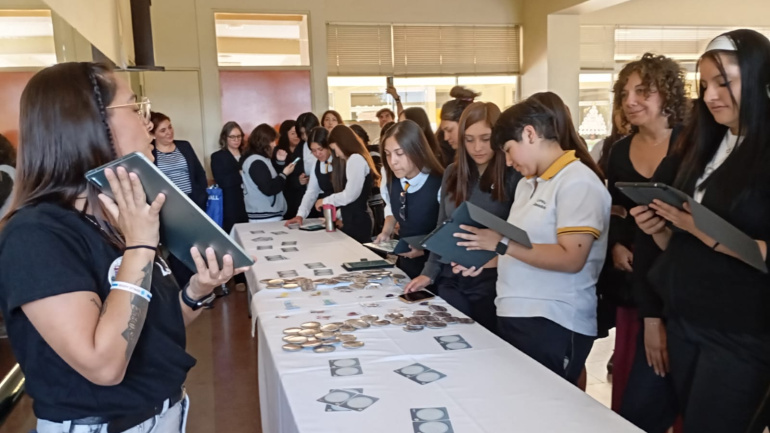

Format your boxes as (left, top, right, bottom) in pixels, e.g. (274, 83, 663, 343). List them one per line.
(399, 182, 410, 220)
(106, 96, 151, 122)
(228, 134, 243, 140)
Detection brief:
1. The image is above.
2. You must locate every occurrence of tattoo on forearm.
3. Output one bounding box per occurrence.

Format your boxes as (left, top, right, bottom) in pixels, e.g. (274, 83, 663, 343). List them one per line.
(121, 294, 149, 361)
(134, 261, 154, 289)
(90, 298, 102, 312)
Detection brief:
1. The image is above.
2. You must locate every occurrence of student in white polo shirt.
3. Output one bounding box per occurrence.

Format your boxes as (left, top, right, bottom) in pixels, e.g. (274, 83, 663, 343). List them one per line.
(454, 92, 610, 385)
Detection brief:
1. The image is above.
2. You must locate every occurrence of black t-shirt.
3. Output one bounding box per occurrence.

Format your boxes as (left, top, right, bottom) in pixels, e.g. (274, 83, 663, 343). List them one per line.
(0, 203, 195, 421)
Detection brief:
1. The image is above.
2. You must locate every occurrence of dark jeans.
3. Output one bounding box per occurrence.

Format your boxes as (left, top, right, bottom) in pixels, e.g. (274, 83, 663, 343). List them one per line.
(435, 267, 498, 335)
(396, 255, 428, 280)
(497, 316, 594, 385)
(667, 318, 770, 433)
(619, 321, 679, 433)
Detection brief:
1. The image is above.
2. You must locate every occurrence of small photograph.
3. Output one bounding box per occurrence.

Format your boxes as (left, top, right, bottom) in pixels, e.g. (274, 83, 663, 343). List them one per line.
(256, 245, 273, 250)
(252, 237, 274, 242)
(305, 262, 326, 269)
(278, 270, 299, 278)
(266, 255, 288, 262)
(282, 247, 299, 253)
(271, 231, 289, 235)
(314, 269, 334, 276)
(282, 241, 298, 246)
(249, 230, 265, 234)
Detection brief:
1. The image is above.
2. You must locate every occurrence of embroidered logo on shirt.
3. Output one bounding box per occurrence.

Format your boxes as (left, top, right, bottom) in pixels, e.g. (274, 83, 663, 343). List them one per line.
(534, 199, 547, 209)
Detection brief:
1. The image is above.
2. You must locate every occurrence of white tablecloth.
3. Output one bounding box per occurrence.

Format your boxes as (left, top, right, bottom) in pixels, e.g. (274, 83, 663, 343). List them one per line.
(233, 222, 640, 433)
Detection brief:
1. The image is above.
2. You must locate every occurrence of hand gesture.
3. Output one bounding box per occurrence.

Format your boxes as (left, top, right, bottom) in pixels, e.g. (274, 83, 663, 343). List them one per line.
(449, 262, 484, 277)
(629, 205, 667, 236)
(649, 200, 697, 235)
(299, 173, 309, 186)
(453, 225, 502, 252)
(398, 246, 424, 259)
(187, 247, 250, 298)
(404, 275, 431, 293)
(282, 162, 296, 177)
(612, 244, 634, 272)
(285, 216, 303, 228)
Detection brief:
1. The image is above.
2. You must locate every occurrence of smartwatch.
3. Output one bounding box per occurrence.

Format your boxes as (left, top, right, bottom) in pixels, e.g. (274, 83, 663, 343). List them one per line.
(181, 284, 216, 311)
(495, 237, 510, 255)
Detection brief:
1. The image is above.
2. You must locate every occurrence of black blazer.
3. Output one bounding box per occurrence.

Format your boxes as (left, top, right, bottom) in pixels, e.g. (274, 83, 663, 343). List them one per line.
(210, 148, 248, 232)
(152, 140, 208, 210)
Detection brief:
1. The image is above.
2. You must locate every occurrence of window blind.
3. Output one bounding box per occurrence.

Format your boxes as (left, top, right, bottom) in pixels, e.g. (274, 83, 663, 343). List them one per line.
(326, 24, 393, 76)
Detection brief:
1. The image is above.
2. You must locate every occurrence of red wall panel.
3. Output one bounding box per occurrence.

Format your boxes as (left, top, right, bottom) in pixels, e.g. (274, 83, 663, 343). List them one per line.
(219, 70, 312, 136)
(0, 71, 36, 147)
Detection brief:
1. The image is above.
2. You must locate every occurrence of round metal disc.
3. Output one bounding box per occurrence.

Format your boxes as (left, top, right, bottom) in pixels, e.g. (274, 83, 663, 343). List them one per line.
(282, 335, 307, 344)
(441, 316, 459, 324)
(266, 284, 283, 289)
(268, 279, 284, 285)
(457, 317, 475, 324)
(426, 321, 447, 329)
(299, 329, 318, 336)
(339, 324, 356, 332)
(403, 325, 425, 332)
(429, 305, 448, 312)
(315, 331, 337, 340)
(283, 327, 302, 335)
(301, 321, 322, 329)
(259, 279, 272, 284)
(350, 283, 366, 289)
(342, 340, 365, 349)
(313, 344, 336, 353)
(320, 323, 340, 332)
(384, 313, 403, 320)
(301, 340, 322, 348)
(372, 319, 390, 326)
(338, 334, 357, 342)
(408, 317, 426, 326)
(283, 283, 299, 289)
(282, 343, 303, 352)
(390, 317, 407, 325)
(413, 310, 431, 316)
(434, 311, 452, 318)
(349, 319, 370, 329)
(360, 315, 379, 323)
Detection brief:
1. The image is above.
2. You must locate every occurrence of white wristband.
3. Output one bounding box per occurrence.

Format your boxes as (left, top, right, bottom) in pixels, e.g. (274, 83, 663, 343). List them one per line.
(111, 281, 152, 302)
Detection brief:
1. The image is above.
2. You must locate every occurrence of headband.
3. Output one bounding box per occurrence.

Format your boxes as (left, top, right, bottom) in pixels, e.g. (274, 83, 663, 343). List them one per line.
(705, 35, 738, 52)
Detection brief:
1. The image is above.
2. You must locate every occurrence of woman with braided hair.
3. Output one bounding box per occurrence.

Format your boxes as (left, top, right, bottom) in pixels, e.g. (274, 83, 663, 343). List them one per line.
(0, 62, 248, 432)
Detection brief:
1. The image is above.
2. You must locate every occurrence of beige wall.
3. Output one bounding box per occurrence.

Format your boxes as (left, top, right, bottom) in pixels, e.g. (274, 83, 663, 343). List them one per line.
(581, 0, 770, 26)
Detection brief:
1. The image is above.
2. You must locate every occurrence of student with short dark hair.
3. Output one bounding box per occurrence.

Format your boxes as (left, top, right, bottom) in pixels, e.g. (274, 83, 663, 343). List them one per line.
(241, 124, 297, 222)
(453, 93, 610, 385)
(376, 108, 395, 128)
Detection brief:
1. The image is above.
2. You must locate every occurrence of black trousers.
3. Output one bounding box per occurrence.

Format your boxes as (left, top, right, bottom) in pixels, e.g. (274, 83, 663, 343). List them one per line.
(396, 254, 428, 280)
(435, 267, 499, 335)
(619, 321, 679, 433)
(667, 318, 770, 433)
(497, 316, 594, 385)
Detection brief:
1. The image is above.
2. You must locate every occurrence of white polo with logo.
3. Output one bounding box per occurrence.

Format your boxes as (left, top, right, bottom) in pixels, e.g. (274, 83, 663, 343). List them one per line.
(496, 151, 611, 337)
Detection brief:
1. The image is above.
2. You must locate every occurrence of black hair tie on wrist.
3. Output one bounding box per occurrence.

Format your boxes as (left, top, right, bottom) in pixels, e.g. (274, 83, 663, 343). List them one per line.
(125, 245, 157, 252)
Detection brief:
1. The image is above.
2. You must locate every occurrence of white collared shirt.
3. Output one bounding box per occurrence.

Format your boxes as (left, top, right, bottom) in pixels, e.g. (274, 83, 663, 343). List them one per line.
(694, 130, 741, 203)
(381, 169, 440, 217)
(302, 142, 318, 179)
(496, 151, 611, 337)
(297, 155, 334, 219)
(322, 153, 370, 208)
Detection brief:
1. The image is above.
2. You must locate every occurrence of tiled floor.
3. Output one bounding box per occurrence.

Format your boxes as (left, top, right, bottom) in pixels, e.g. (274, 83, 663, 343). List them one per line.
(585, 328, 615, 408)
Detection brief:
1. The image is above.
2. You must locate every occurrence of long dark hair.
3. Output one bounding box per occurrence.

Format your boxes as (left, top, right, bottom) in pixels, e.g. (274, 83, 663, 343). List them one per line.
(446, 102, 507, 206)
(596, 108, 629, 174)
(322, 110, 344, 127)
(1, 62, 122, 246)
(308, 126, 342, 175)
(327, 125, 381, 191)
(243, 124, 278, 161)
(150, 111, 171, 133)
(380, 120, 444, 185)
(295, 112, 319, 141)
(349, 124, 370, 146)
(441, 86, 480, 122)
(493, 92, 604, 181)
(276, 119, 297, 154)
(674, 29, 770, 202)
(218, 121, 244, 150)
(402, 107, 442, 163)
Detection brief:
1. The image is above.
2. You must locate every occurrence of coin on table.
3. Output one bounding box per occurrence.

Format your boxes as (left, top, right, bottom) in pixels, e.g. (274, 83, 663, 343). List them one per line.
(337, 325, 355, 333)
(422, 315, 438, 322)
(434, 311, 452, 318)
(338, 334, 357, 342)
(301, 321, 322, 329)
(408, 317, 426, 326)
(320, 323, 340, 332)
(457, 317, 475, 324)
(283, 283, 299, 289)
(266, 284, 283, 289)
(350, 283, 366, 290)
(301, 340, 322, 348)
(360, 315, 379, 323)
(315, 331, 337, 340)
(282, 335, 307, 344)
(390, 317, 407, 325)
(441, 316, 459, 324)
(413, 310, 431, 316)
(349, 319, 370, 329)
(426, 321, 447, 329)
(372, 319, 390, 326)
(313, 278, 330, 284)
(282, 343, 303, 352)
(391, 274, 407, 279)
(259, 278, 273, 284)
(314, 344, 336, 353)
(268, 279, 284, 285)
(342, 340, 365, 349)
(326, 279, 341, 285)
(384, 313, 403, 320)
(283, 327, 302, 335)
(299, 329, 318, 337)
(429, 305, 448, 312)
(403, 325, 425, 332)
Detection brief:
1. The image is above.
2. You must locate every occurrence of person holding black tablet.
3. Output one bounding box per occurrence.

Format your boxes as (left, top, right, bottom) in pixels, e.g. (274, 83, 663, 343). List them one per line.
(0, 62, 246, 433)
(454, 93, 610, 385)
(318, 125, 380, 243)
(284, 127, 339, 227)
(373, 120, 444, 279)
(602, 53, 688, 427)
(404, 102, 519, 335)
(631, 30, 770, 433)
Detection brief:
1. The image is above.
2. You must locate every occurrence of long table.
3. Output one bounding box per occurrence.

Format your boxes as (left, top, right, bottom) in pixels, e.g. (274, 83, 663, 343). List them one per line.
(233, 222, 640, 433)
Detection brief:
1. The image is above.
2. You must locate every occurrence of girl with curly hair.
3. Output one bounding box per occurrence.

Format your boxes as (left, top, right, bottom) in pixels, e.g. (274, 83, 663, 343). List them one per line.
(602, 52, 689, 431)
